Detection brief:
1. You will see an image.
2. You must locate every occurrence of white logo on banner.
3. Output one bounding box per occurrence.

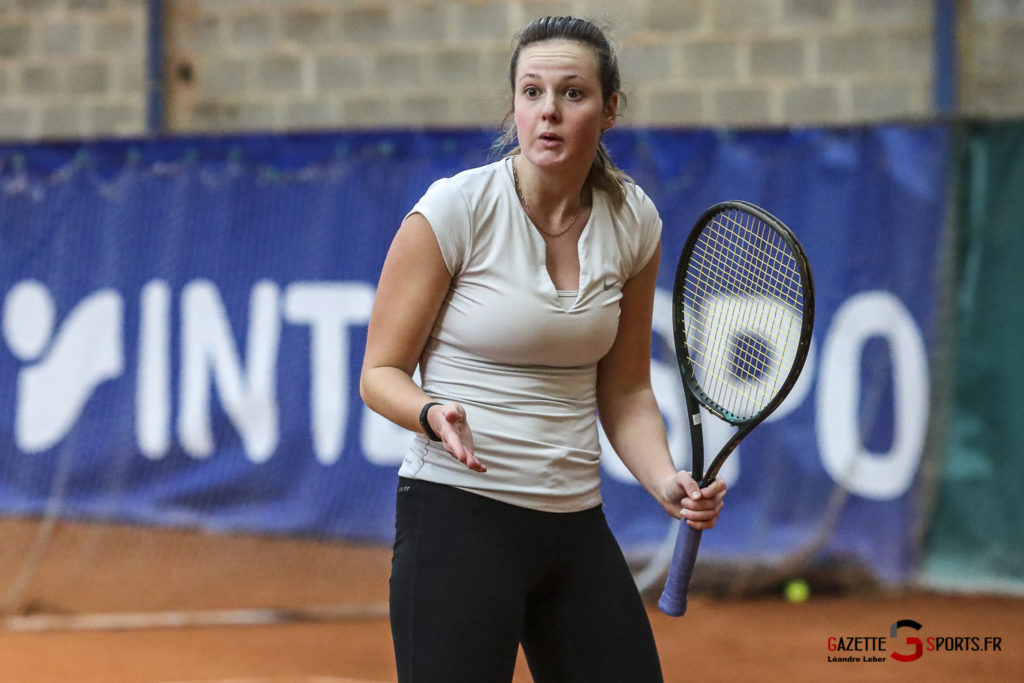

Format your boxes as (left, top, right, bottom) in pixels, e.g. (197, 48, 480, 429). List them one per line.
(3, 280, 123, 452)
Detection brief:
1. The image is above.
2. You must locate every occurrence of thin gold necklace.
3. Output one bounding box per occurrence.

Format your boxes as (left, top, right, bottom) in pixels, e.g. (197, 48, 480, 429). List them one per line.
(512, 158, 583, 238)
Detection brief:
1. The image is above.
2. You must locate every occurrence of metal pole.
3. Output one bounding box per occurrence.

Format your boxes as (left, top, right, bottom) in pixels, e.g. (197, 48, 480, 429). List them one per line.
(934, 0, 957, 116)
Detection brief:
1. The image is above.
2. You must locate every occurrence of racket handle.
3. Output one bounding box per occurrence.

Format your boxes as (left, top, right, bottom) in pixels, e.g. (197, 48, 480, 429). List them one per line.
(658, 523, 703, 617)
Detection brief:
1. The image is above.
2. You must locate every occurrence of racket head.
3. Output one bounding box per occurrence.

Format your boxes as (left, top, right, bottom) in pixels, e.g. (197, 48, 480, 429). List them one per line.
(673, 200, 815, 427)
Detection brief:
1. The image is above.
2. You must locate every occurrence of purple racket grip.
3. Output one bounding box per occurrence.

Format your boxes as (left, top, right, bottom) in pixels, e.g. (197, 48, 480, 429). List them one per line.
(658, 523, 703, 617)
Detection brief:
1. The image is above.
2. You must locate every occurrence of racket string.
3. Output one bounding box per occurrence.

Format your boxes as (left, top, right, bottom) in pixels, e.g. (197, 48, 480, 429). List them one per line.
(694, 234, 798, 413)
(688, 233, 799, 413)
(681, 209, 806, 419)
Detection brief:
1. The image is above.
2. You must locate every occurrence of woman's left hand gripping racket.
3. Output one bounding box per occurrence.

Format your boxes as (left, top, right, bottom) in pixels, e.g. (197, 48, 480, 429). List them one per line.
(658, 200, 815, 617)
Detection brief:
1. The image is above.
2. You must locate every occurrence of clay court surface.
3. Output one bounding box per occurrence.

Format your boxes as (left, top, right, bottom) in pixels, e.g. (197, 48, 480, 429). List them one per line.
(0, 523, 1020, 682)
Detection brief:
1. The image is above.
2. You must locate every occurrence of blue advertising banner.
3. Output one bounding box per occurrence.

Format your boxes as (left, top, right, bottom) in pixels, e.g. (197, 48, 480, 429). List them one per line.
(0, 126, 948, 583)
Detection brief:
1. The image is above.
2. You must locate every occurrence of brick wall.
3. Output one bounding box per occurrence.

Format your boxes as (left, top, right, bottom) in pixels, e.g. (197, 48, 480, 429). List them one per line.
(0, 0, 147, 139)
(961, 0, 1024, 118)
(0, 0, 1022, 141)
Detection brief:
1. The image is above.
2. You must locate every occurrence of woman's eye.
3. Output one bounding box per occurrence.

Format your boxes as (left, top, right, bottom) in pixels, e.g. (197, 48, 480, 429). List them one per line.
(565, 88, 583, 100)
(524, 86, 540, 97)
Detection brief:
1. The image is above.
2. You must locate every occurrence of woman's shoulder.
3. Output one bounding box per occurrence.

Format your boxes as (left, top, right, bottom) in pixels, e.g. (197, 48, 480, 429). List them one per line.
(603, 179, 661, 229)
(598, 179, 661, 277)
(425, 158, 509, 200)
(415, 159, 510, 234)
(619, 179, 657, 212)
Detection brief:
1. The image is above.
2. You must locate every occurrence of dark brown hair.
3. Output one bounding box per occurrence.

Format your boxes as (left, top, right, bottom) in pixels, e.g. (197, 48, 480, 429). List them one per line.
(496, 16, 632, 204)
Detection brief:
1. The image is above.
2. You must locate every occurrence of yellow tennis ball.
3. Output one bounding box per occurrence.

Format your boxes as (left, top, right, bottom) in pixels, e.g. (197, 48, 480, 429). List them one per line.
(784, 578, 810, 603)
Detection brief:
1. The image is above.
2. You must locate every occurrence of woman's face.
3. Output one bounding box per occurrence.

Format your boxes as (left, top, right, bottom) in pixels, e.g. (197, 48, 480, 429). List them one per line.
(513, 39, 617, 171)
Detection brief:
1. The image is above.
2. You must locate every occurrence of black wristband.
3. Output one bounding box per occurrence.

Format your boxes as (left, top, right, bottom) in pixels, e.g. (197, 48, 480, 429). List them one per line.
(419, 402, 443, 442)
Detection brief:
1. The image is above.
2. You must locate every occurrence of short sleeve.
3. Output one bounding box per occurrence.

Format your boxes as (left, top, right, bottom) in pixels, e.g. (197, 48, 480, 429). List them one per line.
(628, 184, 663, 278)
(406, 177, 473, 276)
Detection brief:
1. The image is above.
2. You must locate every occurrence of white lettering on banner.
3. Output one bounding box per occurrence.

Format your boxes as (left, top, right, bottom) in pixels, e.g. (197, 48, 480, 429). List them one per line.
(0, 280, 930, 495)
(3, 281, 123, 452)
(135, 279, 377, 464)
(179, 280, 281, 463)
(284, 282, 374, 465)
(137, 280, 171, 458)
(2, 278, 377, 464)
(816, 291, 929, 500)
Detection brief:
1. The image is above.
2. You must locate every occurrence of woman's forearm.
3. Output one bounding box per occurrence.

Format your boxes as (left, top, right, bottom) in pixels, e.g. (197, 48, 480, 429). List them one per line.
(598, 387, 678, 504)
(359, 365, 434, 435)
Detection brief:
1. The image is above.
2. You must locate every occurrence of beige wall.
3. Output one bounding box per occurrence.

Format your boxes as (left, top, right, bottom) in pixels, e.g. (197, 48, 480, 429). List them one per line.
(0, 0, 147, 139)
(0, 0, 1022, 141)
(960, 0, 1024, 117)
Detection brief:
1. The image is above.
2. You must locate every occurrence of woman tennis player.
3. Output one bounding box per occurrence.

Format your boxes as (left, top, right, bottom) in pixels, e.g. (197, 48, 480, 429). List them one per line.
(360, 16, 727, 683)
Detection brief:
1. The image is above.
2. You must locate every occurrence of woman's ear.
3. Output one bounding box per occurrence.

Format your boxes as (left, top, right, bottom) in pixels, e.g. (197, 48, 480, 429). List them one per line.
(602, 93, 619, 132)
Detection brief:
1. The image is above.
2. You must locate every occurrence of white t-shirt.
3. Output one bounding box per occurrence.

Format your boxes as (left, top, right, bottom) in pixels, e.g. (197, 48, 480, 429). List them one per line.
(399, 156, 662, 512)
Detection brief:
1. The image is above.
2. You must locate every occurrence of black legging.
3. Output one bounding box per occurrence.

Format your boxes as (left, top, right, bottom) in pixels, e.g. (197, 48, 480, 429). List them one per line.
(389, 477, 664, 683)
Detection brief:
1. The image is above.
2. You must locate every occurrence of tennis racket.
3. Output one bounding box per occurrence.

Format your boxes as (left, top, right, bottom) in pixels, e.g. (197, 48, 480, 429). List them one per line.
(658, 200, 815, 617)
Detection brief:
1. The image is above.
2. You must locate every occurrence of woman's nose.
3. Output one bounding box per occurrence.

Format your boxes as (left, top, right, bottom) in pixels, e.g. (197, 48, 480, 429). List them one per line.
(541, 93, 559, 120)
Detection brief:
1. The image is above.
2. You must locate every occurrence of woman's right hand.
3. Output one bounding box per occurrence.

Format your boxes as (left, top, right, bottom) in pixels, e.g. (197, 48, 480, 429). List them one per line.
(429, 402, 485, 472)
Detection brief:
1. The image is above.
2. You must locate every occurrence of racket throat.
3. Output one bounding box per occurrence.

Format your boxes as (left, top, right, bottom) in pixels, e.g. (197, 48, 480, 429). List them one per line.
(702, 423, 751, 485)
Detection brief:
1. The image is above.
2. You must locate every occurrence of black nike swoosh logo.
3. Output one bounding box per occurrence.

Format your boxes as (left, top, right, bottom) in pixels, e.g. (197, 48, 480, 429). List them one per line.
(603, 280, 616, 291)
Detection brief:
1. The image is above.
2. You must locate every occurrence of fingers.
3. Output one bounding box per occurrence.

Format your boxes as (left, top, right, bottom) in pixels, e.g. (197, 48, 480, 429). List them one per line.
(682, 498, 724, 529)
(446, 441, 486, 472)
(448, 438, 485, 472)
(679, 473, 726, 530)
(436, 403, 486, 473)
(700, 477, 727, 501)
(678, 472, 727, 500)
(680, 472, 703, 502)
